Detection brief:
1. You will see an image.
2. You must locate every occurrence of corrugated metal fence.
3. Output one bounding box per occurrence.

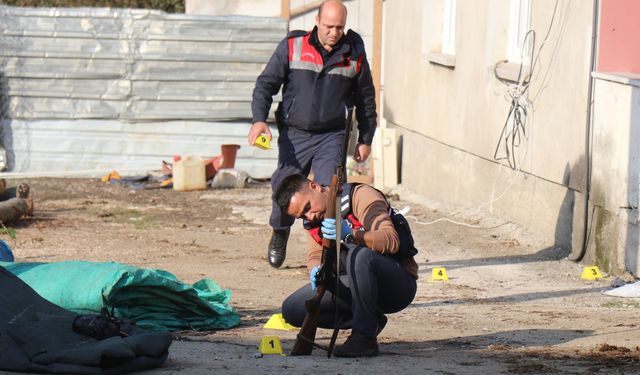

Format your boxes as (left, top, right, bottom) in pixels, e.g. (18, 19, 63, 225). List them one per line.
(0, 6, 286, 177)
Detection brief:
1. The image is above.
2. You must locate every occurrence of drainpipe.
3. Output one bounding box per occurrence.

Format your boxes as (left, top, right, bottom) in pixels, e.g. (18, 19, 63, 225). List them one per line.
(570, 0, 599, 262)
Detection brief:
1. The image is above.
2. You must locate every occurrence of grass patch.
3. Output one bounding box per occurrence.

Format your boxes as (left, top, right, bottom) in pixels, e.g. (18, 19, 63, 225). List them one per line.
(105, 208, 158, 229)
(601, 301, 640, 309)
(0, 227, 17, 239)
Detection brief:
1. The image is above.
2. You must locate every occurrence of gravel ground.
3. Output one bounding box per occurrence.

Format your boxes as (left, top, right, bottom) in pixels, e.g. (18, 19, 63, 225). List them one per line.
(3, 177, 640, 374)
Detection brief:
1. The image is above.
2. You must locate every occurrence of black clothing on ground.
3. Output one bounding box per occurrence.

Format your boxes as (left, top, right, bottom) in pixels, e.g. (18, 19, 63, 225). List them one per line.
(0, 266, 171, 374)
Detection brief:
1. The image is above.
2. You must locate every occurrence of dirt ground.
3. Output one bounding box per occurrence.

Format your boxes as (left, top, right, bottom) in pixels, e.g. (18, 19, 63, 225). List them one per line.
(4, 177, 640, 374)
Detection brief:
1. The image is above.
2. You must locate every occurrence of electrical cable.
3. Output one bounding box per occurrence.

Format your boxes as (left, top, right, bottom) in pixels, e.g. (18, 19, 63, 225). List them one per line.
(493, 0, 560, 171)
(404, 215, 509, 230)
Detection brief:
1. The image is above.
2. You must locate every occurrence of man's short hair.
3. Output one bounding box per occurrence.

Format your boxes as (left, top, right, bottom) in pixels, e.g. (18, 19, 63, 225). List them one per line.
(274, 174, 309, 212)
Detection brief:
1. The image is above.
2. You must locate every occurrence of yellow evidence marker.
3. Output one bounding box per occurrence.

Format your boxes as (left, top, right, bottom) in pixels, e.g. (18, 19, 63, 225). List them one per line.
(264, 313, 296, 331)
(259, 336, 283, 355)
(431, 267, 449, 281)
(581, 266, 603, 280)
(254, 134, 271, 150)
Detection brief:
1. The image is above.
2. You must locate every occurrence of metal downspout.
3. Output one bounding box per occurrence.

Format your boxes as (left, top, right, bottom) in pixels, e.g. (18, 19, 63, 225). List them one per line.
(571, 0, 599, 262)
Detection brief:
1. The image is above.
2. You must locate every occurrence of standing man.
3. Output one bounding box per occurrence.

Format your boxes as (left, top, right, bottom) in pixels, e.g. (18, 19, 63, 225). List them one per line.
(249, 0, 377, 268)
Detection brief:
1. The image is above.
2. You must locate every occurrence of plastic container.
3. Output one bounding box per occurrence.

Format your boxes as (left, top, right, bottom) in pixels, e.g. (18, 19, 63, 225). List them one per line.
(172, 156, 207, 191)
(0, 239, 14, 262)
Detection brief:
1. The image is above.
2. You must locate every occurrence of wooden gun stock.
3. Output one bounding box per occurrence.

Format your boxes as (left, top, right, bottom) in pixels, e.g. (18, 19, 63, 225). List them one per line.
(289, 284, 326, 355)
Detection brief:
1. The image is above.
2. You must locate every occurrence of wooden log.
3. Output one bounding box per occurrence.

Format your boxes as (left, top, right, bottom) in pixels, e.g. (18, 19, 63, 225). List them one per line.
(0, 197, 33, 224)
(0, 183, 30, 202)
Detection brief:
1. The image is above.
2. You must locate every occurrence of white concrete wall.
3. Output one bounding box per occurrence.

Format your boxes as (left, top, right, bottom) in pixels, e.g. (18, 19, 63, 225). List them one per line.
(383, 0, 594, 252)
(589, 74, 640, 275)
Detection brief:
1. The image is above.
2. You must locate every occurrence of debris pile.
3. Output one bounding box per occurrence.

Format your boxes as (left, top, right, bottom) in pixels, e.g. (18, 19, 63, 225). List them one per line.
(100, 144, 250, 191)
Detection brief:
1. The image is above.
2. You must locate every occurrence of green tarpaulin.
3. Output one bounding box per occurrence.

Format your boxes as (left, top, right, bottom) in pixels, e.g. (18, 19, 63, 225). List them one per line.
(0, 261, 240, 332)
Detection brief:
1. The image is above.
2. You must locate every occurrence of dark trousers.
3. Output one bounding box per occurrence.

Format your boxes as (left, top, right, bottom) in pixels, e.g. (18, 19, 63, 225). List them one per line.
(270, 126, 346, 230)
(282, 244, 417, 337)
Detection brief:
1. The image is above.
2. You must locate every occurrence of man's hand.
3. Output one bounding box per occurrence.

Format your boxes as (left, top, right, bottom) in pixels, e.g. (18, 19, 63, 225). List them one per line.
(353, 143, 371, 163)
(248, 121, 272, 145)
(321, 218, 352, 241)
(309, 265, 321, 291)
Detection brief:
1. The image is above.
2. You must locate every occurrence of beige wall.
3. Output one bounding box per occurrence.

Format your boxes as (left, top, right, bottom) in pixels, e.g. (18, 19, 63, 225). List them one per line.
(383, 0, 594, 252)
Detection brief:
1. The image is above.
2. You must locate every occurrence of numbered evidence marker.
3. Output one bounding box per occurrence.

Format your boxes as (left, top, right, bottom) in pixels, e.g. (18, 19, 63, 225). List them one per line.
(259, 336, 283, 355)
(254, 134, 271, 150)
(431, 267, 449, 281)
(581, 266, 604, 280)
(264, 313, 296, 331)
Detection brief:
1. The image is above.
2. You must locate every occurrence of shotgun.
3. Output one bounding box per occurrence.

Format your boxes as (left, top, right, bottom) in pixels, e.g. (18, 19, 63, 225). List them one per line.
(290, 107, 353, 357)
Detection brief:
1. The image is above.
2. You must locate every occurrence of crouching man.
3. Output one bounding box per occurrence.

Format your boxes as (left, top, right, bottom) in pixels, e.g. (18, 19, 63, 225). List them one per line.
(274, 173, 419, 357)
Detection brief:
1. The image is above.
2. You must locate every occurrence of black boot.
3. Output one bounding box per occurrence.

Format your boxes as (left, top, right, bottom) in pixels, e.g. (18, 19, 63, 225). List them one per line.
(268, 228, 290, 268)
(333, 332, 379, 357)
(376, 313, 388, 335)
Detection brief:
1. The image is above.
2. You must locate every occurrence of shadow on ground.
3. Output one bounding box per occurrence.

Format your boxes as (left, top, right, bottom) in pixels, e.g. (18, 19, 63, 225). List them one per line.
(418, 246, 571, 275)
(408, 286, 604, 308)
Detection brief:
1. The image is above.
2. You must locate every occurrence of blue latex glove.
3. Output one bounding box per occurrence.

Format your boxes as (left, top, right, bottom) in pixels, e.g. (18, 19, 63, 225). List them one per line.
(321, 218, 353, 241)
(309, 265, 321, 291)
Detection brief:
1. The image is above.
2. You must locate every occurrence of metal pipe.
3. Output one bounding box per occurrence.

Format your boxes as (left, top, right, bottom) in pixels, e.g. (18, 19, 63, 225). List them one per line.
(571, 0, 599, 262)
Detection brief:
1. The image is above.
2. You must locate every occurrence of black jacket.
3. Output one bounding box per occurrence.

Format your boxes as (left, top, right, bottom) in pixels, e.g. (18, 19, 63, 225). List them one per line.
(251, 28, 377, 145)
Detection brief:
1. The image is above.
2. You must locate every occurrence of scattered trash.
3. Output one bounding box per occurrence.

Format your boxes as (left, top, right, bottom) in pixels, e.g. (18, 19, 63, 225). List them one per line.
(603, 280, 640, 298)
(102, 143, 247, 192)
(220, 144, 241, 169)
(161, 160, 173, 176)
(173, 156, 207, 191)
(160, 178, 173, 188)
(211, 169, 249, 189)
(101, 170, 122, 182)
(204, 155, 223, 180)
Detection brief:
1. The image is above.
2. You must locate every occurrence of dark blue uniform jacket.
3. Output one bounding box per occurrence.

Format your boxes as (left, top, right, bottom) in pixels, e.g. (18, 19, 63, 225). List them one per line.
(251, 27, 377, 145)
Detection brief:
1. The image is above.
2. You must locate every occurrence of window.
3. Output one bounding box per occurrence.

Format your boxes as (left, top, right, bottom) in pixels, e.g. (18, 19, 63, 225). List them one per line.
(507, 0, 531, 63)
(423, 0, 456, 68)
(442, 0, 456, 55)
